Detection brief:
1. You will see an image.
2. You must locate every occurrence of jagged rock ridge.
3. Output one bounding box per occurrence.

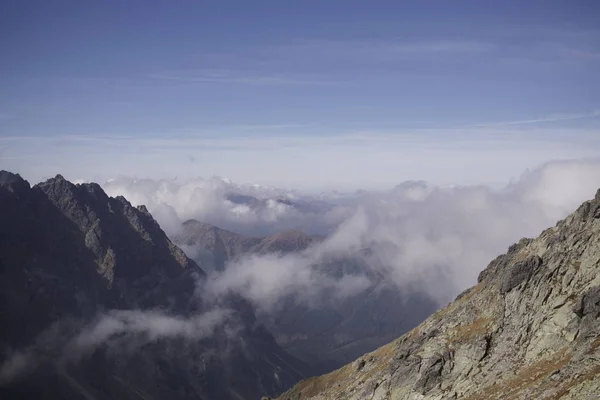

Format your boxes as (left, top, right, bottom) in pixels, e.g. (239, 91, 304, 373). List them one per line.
(278, 189, 600, 399)
(0, 171, 307, 400)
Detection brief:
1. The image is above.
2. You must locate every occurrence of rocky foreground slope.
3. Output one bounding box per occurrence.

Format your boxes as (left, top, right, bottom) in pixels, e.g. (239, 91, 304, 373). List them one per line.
(278, 190, 600, 399)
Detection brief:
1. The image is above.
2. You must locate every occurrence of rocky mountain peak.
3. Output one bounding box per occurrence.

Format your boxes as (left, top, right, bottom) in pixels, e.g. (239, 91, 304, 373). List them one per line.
(9, 172, 199, 298)
(38, 173, 70, 191)
(176, 220, 323, 270)
(0, 170, 30, 192)
(0, 170, 25, 185)
(575, 190, 600, 221)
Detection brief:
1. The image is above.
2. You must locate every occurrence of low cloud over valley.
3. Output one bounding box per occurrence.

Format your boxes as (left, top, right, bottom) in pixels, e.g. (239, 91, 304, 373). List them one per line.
(104, 159, 600, 307)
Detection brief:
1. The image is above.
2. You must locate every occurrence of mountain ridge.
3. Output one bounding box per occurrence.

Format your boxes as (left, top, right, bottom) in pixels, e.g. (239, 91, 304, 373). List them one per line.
(0, 171, 307, 399)
(176, 219, 323, 270)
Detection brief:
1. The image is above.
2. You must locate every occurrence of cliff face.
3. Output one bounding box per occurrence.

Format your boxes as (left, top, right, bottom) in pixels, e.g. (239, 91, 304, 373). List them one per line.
(0, 171, 307, 400)
(278, 190, 600, 400)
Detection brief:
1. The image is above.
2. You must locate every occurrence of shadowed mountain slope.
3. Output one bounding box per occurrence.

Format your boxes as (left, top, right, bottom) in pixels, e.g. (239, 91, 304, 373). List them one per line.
(0, 171, 307, 400)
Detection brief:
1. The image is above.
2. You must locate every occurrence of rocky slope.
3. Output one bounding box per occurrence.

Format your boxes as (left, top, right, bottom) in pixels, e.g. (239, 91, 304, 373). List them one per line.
(176, 221, 437, 374)
(278, 189, 600, 399)
(0, 171, 307, 400)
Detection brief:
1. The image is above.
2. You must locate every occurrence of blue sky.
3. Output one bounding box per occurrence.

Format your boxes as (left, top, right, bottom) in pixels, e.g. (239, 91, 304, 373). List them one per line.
(1, 1, 599, 190)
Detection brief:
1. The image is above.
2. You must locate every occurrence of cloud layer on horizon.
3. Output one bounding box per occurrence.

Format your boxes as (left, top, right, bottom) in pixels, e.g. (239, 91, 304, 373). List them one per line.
(4, 123, 600, 192)
(103, 159, 600, 309)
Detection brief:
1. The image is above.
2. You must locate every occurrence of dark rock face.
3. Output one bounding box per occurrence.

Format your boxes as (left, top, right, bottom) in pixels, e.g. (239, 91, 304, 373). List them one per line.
(500, 255, 543, 294)
(0, 171, 28, 189)
(575, 286, 600, 319)
(0, 171, 307, 400)
(413, 351, 450, 395)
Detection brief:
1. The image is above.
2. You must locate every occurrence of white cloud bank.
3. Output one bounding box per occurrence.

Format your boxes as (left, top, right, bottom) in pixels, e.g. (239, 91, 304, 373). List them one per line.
(206, 253, 372, 311)
(103, 159, 600, 308)
(103, 176, 350, 237)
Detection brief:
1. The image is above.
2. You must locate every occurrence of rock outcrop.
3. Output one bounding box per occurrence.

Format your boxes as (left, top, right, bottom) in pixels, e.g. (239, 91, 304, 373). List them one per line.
(278, 189, 600, 399)
(0, 172, 307, 400)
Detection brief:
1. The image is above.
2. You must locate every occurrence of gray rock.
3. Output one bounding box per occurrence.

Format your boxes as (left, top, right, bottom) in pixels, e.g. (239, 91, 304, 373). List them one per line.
(500, 255, 543, 294)
(574, 286, 600, 319)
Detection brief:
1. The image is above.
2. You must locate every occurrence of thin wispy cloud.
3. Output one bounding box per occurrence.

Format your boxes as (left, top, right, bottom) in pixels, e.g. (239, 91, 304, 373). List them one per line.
(478, 110, 600, 126)
(146, 70, 352, 86)
(232, 39, 494, 69)
(195, 31, 600, 77)
(4, 112, 598, 150)
(274, 39, 493, 56)
(143, 39, 492, 90)
(232, 123, 310, 131)
(386, 40, 492, 54)
(561, 48, 600, 60)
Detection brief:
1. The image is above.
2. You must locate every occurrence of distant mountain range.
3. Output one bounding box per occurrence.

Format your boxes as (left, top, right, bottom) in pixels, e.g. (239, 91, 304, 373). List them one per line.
(175, 219, 323, 272)
(0, 171, 307, 399)
(225, 193, 333, 216)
